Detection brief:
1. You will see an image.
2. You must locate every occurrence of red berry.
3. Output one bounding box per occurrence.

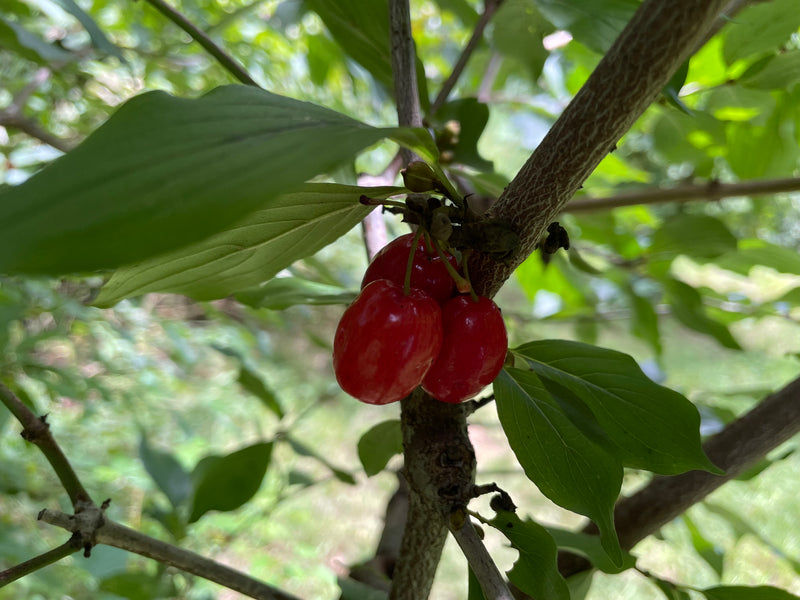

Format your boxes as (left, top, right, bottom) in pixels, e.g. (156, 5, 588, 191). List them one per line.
(422, 295, 507, 404)
(333, 280, 443, 405)
(362, 233, 458, 305)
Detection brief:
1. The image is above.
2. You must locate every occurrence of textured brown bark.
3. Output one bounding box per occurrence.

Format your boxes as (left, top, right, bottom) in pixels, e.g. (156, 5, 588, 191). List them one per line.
(471, 0, 729, 298)
(559, 375, 800, 576)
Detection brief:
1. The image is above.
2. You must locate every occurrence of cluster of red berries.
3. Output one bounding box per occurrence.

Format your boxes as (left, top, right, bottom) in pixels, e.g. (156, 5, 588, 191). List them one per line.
(333, 233, 508, 405)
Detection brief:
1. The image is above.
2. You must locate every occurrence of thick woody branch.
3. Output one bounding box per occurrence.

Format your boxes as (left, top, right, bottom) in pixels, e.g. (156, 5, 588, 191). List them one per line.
(565, 177, 800, 213)
(558, 374, 800, 576)
(38, 509, 301, 600)
(470, 0, 729, 298)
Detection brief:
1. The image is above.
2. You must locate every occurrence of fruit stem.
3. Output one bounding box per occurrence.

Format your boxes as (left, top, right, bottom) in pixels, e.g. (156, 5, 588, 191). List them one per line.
(461, 249, 479, 302)
(422, 231, 436, 255)
(404, 228, 424, 296)
(432, 238, 472, 295)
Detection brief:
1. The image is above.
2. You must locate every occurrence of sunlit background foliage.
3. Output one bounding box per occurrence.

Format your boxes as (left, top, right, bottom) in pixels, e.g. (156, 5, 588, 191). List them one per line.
(1, 0, 800, 598)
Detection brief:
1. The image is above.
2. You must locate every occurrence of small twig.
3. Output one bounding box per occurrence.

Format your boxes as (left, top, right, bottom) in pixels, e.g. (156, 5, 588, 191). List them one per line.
(38, 509, 302, 600)
(140, 0, 259, 87)
(450, 517, 514, 600)
(0, 383, 92, 510)
(429, 0, 504, 116)
(564, 177, 800, 213)
(390, 0, 423, 167)
(465, 394, 495, 415)
(0, 537, 82, 586)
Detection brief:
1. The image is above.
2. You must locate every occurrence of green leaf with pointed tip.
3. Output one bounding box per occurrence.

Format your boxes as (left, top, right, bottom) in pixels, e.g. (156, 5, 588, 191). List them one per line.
(625, 285, 662, 356)
(544, 526, 635, 574)
(664, 278, 742, 350)
(52, 0, 127, 63)
(237, 366, 283, 419)
(702, 586, 800, 600)
(513, 340, 721, 475)
(488, 511, 570, 600)
(741, 50, 800, 90)
(0, 18, 75, 64)
(189, 442, 272, 523)
(0, 85, 414, 276)
(235, 277, 356, 310)
(93, 184, 401, 307)
(495, 369, 623, 564)
(357, 419, 403, 477)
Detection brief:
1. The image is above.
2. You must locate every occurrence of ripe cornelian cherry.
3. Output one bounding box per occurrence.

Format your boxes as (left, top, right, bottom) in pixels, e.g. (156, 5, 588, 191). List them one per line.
(362, 233, 458, 305)
(422, 295, 507, 404)
(333, 279, 443, 405)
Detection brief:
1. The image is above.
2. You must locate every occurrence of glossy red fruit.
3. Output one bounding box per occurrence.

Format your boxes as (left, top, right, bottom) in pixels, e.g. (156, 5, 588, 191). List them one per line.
(333, 279, 443, 405)
(362, 233, 458, 305)
(422, 295, 507, 404)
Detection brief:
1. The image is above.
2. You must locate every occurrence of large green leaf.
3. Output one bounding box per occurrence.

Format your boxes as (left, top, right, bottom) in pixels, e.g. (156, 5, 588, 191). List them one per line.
(722, 0, 800, 64)
(544, 526, 635, 574)
(488, 510, 570, 600)
(357, 419, 403, 477)
(52, 0, 127, 63)
(513, 340, 720, 475)
(702, 586, 800, 600)
(536, 0, 639, 54)
(189, 442, 272, 522)
(663, 278, 742, 350)
(716, 239, 800, 276)
(93, 184, 401, 306)
(741, 50, 800, 90)
(490, 0, 551, 80)
(495, 368, 623, 563)
(0, 85, 416, 275)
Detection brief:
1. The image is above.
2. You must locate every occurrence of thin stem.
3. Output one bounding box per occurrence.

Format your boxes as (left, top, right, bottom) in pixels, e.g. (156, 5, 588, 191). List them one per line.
(429, 0, 504, 117)
(38, 510, 302, 600)
(450, 518, 514, 600)
(460, 249, 479, 302)
(390, 0, 423, 166)
(0, 383, 92, 509)
(0, 537, 81, 586)
(432, 238, 471, 293)
(565, 177, 800, 213)
(140, 0, 259, 87)
(404, 228, 424, 295)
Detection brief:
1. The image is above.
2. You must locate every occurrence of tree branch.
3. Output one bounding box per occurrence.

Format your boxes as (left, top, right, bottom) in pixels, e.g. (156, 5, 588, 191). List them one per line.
(429, 0, 504, 117)
(139, 0, 259, 87)
(38, 509, 302, 600)
(451, 518, 513, 600)
(0, 537, 81, 586)
(0, 383, 92, 510)
(565, 177, 800, 213)
(558, 374, 800, 577)
(469, 0, 730, 298)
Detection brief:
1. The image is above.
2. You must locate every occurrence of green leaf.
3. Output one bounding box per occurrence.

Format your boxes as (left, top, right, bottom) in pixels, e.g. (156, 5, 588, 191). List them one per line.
(741, 50, 800, 90)
(625, 285, 662, 356)
(287, 435, 356, 485)
(663, 278, 742, 350)
(237, 366, 284, 419)
(51, 0, 127, 63)
(491, 0, 551, 80)
(0, 18, 75, 64)
(306, 0, 393, 91)
(682, 513, 724, 576)
(702, 586, 800, 600)
(138, 435, 193, 509)
(716, 240, 800, 276)
(467, 566, 488, 600)
(651, 577, 693, 600)
(495, 369, 623, 563)
(722, 0, 800, 64)
(99, 571, 175, 600)
(512, 339, 720, 475)
(93, 184, 401, 306)
(357, 419, 403, 476)
(663, 60, 692, 114)
(338, 577, 389, 600)
(487, 511, 570, 600)
(435, 98, 493, 170)
(0, 85, 409, 275)
(189, 442, 272, 522)
(544, 526, 636, 574)
(536, 0, 638, 54)
(650, 214, 737, 260)
(236, 277, 357, 310)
